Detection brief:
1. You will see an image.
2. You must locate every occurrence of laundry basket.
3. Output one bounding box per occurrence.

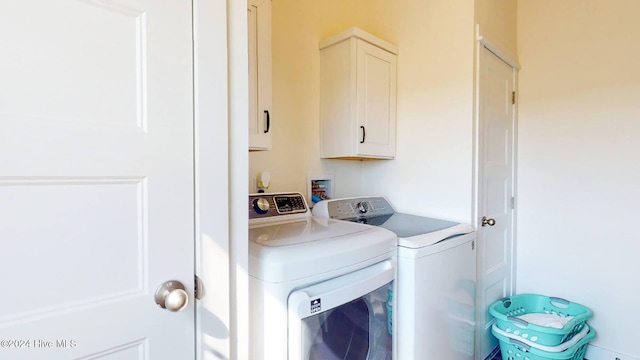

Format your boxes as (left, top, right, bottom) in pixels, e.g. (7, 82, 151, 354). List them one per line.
(489, 294, 593, 346)
(492, 324, 595, 360)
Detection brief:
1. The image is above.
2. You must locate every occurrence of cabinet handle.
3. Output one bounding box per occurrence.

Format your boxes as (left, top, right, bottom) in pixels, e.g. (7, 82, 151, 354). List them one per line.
(360, 126, 365, 143)
(263, 110, 270, 133)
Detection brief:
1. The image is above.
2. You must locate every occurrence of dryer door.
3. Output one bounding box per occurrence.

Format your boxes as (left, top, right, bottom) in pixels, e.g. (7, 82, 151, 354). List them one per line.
(288, 260, 394, 360)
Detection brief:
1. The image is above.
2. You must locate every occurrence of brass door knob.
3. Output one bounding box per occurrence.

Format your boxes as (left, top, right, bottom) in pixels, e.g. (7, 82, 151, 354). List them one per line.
(481, 216, 496, 227)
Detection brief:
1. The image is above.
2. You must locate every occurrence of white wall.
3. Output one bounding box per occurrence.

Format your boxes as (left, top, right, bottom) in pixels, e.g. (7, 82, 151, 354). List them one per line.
(250, 0, 478, 223)
(249, 0, 369, 198)
(359, 1, 476, 223)
(474, 0, 517, 56)
(517, 1, 640, 358)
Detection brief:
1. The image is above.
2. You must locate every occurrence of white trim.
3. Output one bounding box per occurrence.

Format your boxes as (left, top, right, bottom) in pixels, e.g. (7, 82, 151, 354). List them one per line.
(586, 344, 640, 360)
(193, 0, 233, 359)
(228, 0, 250, 359)
(511, 66, 519, 295)
(475, 24, 521, 69)
(319, 26, 399, 54)
(193, 0, 250, 359)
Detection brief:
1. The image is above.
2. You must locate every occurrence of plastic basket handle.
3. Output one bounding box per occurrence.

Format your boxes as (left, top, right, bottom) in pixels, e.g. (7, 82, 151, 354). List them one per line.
(499, 296, 512, 308)
(509, 338, 531, 351)
(507, 316, 529, 328)
(549, 296, 570, 309)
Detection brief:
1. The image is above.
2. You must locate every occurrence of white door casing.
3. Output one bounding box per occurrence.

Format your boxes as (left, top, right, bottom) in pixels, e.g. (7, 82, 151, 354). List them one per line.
(194, 0, 244, 359)
(196, 0, 250, 359)
(0, 1, 204, 359)
(473, 30, 519, 360)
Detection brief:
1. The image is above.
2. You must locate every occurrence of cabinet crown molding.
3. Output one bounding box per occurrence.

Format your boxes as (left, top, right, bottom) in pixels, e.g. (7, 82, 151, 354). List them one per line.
(319, 27, 399, 55)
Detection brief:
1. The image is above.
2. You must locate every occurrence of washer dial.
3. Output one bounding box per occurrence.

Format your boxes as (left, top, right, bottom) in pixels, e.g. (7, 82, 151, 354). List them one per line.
(253, 198, 270, 214)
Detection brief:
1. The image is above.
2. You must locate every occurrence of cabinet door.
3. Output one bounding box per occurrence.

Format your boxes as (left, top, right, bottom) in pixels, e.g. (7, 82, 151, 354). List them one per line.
(355, 40, 397, 158)
(248, 0, 272, 150)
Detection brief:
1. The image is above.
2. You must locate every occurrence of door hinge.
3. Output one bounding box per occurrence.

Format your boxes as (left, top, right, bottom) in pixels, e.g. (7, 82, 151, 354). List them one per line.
(512, 91, 516, 105)
(194, 275, 204, 300)
(511, 196, 515, 209)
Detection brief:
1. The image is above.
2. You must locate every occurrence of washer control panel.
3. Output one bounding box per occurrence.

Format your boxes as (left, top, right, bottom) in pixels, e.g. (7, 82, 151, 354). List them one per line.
(249, 192, 308, 220)
(323, 197, 395, 220)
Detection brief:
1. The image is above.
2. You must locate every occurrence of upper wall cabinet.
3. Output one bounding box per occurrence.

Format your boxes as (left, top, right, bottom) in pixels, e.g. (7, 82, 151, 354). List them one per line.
(319, 27, 398, 160)
(248, 0, 272, 151)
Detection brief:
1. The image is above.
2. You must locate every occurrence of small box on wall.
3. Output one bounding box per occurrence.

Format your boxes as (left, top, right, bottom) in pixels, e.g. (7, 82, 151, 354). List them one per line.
(307, 174, 334, 207)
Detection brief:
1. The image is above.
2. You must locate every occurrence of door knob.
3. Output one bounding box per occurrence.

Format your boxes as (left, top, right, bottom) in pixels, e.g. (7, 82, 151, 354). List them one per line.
(155, 280, 189, 312)
(481, 216, 496, 227)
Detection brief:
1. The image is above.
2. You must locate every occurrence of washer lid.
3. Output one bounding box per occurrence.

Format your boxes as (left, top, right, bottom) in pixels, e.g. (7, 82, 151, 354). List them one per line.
(249, 218, 372, 246)
(359, 213, 459, 237)
(367, 213, 474, 248)
(249, 218, 397, 282)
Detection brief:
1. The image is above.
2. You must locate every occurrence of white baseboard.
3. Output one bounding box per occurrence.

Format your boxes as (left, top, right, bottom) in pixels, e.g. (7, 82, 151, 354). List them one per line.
(586, 344, 640, 360)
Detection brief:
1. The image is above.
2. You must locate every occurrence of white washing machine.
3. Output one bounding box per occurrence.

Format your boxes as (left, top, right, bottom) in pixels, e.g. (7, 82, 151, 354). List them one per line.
(248, 192, 397, 360)
(313, 196, 477, 360)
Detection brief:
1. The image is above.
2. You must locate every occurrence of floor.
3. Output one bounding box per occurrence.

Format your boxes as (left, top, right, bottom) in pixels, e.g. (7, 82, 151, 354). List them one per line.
(489, 347, 502, 360)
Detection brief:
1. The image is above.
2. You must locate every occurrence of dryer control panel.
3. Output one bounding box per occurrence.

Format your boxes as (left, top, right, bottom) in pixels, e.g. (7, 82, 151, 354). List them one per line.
(249, 192, 308, 220)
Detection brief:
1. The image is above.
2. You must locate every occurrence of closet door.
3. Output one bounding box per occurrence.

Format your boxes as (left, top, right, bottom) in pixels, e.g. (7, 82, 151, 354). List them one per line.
(475, 44, 517, 360)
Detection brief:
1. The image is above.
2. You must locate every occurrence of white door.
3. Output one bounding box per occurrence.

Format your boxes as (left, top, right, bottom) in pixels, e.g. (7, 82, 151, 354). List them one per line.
(0, 1, 197, 359)
(475, 45, 517, 360)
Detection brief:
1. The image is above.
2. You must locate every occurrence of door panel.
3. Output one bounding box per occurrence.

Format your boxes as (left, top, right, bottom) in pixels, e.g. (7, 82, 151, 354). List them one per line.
(356, 41, 397, 157)
(1, 179, 144, 314)
(475, 45, 516, 360)
(0, 1, 195, 359)
(0, 0, 143, 127)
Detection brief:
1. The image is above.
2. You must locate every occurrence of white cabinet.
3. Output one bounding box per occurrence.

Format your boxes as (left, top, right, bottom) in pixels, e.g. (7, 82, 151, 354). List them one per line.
(248, 0, 272, 150)
(319, 27, 398, 159)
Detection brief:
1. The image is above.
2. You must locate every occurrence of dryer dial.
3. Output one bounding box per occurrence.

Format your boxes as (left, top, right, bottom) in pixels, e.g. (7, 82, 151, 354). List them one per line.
(253, 198, 270, 214)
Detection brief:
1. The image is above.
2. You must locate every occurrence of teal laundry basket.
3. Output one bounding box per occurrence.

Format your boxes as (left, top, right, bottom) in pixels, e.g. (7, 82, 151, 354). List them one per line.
(492, 324, 595, 360)
(489, 294, 593, 346)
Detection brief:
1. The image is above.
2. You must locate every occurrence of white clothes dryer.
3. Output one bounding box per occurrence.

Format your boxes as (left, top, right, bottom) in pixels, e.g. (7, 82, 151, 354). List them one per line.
(248, 193, 397, 360)
(313, 196, 477, 360)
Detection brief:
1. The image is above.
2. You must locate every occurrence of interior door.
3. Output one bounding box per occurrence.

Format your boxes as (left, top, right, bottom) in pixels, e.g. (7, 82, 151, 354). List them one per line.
(0, 1, 195, 359)
(475, 45, 517, 360)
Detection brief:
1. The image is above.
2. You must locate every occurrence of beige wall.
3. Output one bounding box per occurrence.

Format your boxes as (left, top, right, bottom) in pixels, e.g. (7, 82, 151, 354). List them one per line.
(474, 0, 517, 54)
(517, 0, 640, 357)
(251, 0, 479, 222)
(358, 1, 475, 222)
(249, 0, 640, 357)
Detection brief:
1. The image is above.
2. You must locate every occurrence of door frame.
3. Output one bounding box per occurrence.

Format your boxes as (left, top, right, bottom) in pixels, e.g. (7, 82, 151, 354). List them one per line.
(471, 24, 520, 360)
(194, 1, 248, 360)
